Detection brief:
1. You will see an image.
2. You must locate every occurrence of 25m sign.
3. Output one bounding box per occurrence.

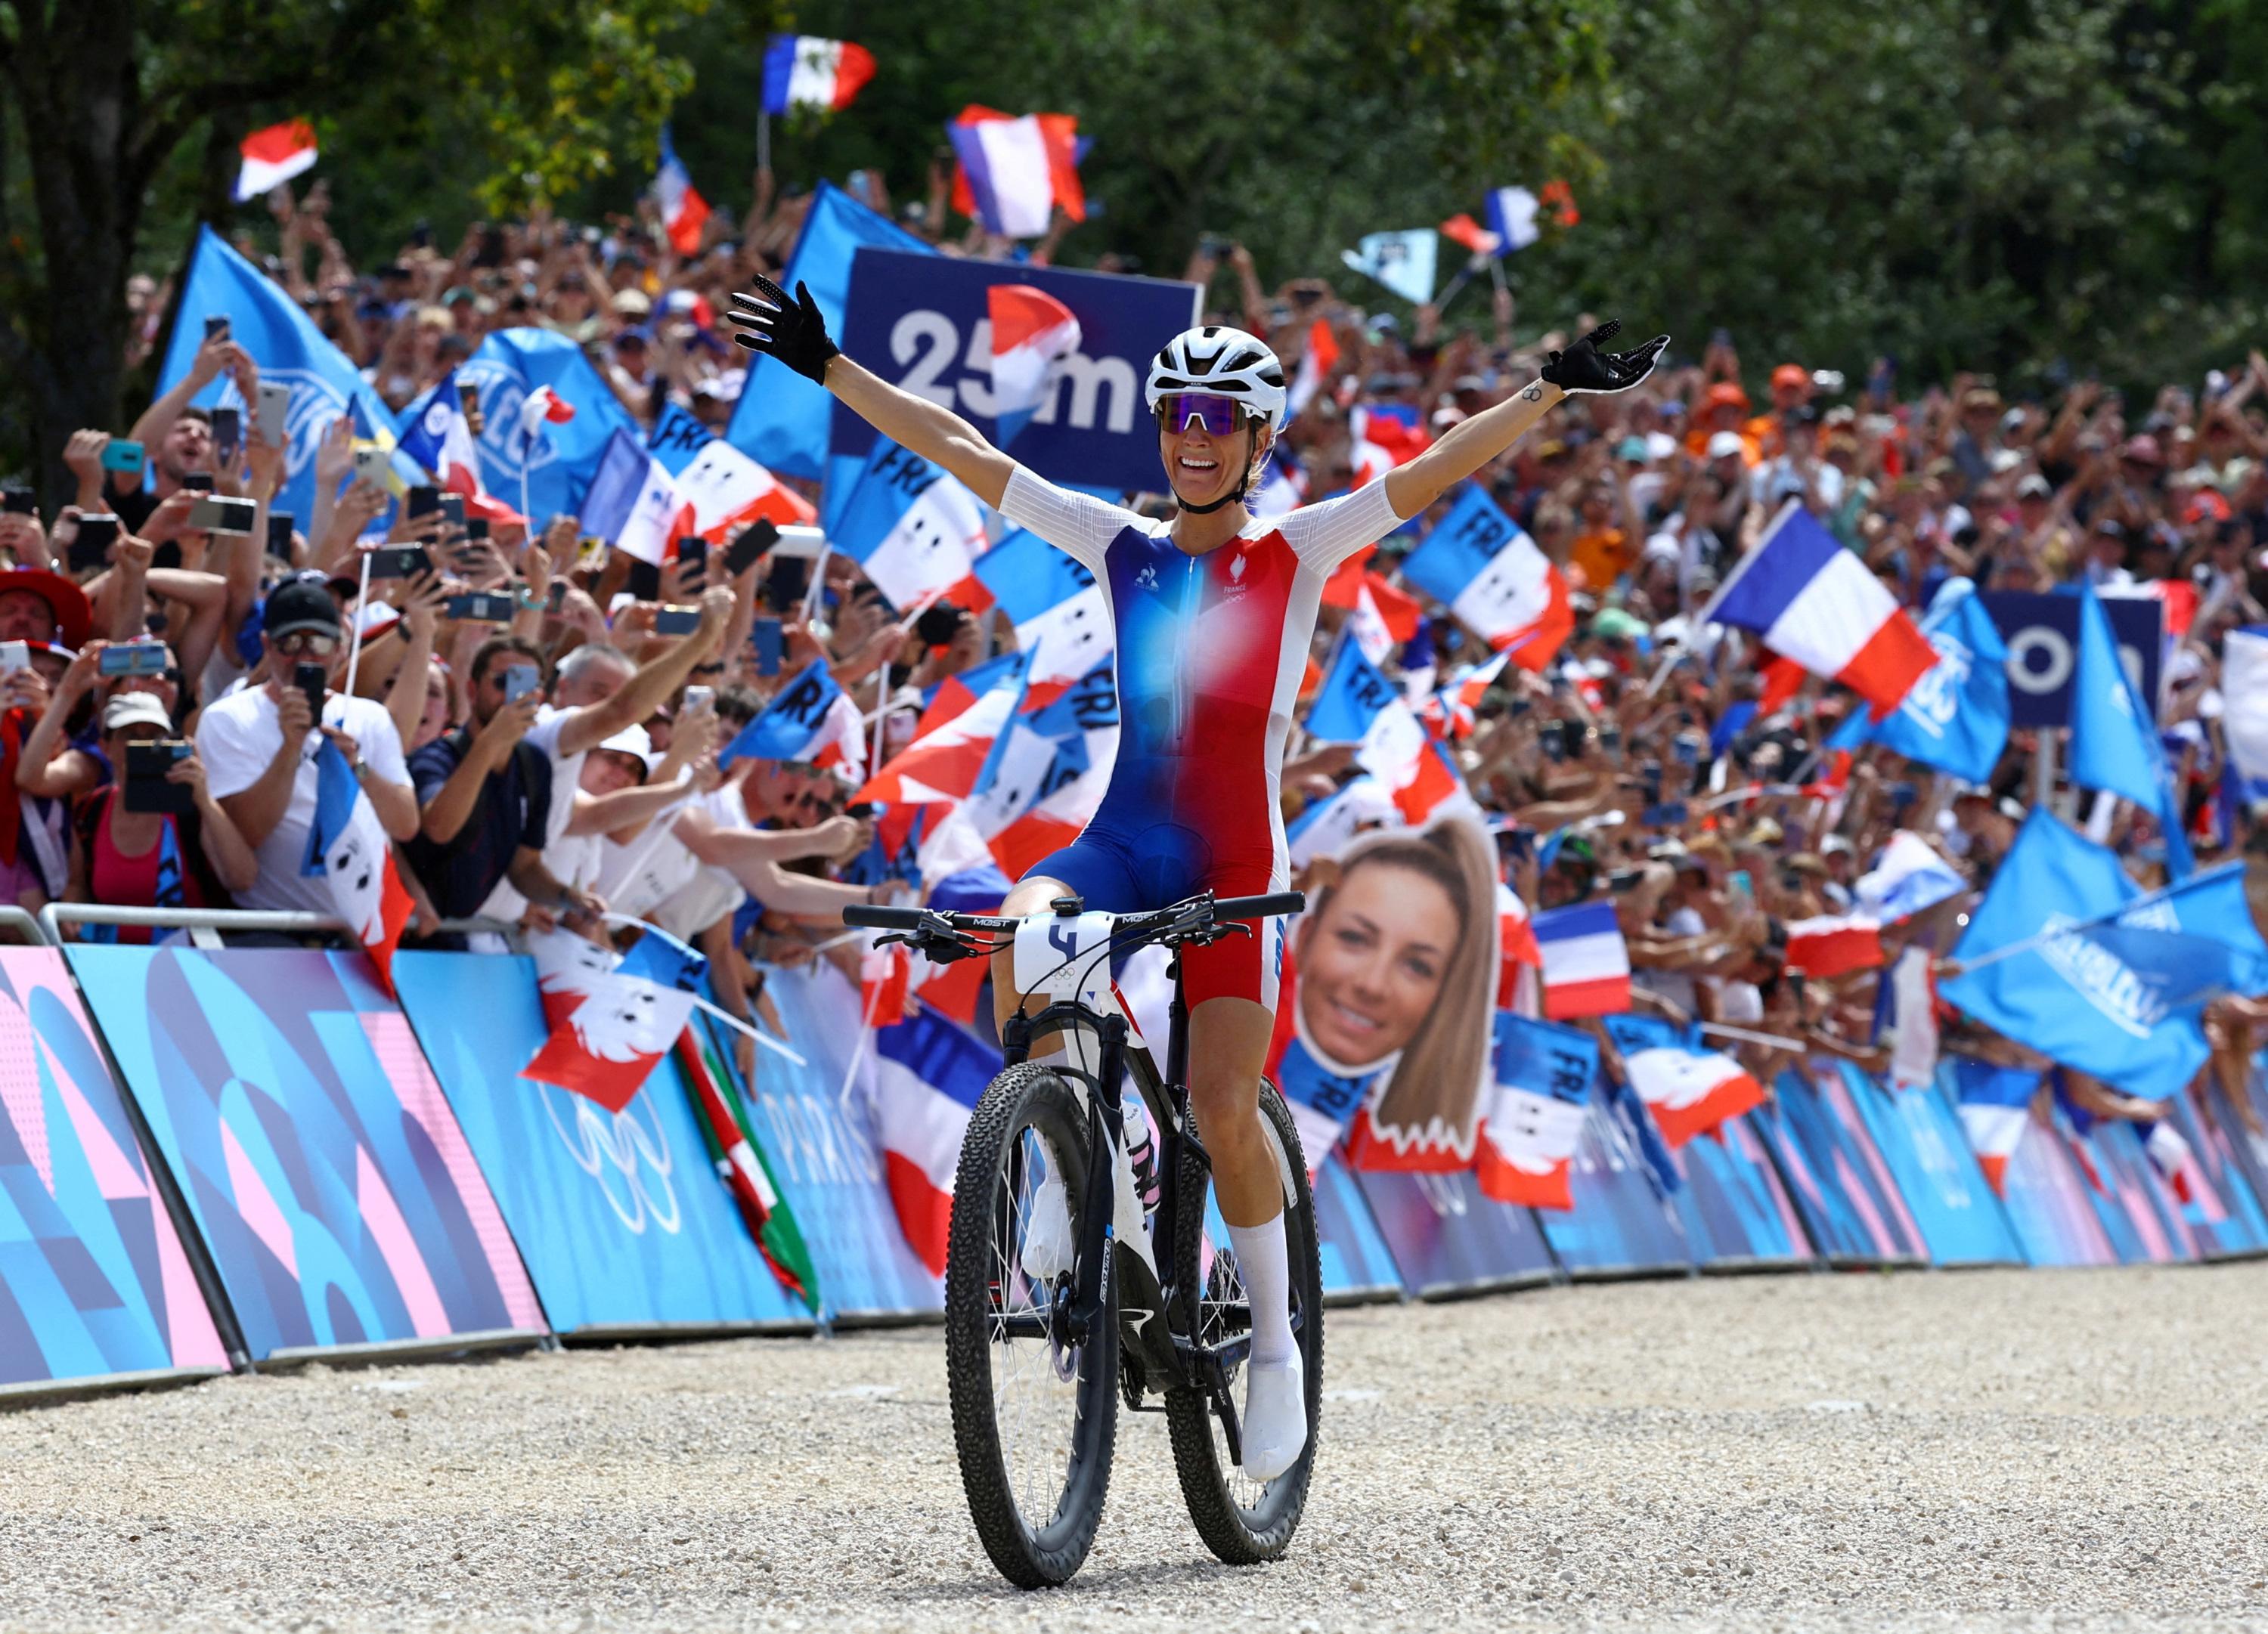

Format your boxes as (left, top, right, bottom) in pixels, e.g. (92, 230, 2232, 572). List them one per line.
(833, 249, 1200, 497)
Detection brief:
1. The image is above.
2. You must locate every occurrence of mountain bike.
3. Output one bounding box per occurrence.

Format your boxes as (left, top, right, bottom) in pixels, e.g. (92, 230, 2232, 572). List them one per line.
(843, 890, 1323, 1587)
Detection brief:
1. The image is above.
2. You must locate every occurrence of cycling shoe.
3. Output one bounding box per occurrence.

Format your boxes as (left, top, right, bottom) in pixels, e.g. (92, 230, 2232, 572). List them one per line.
(1239, 1349, 1306, 1482)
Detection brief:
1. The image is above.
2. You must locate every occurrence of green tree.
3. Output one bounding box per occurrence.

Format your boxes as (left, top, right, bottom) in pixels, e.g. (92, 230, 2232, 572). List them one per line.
(0, 0, 731, 497)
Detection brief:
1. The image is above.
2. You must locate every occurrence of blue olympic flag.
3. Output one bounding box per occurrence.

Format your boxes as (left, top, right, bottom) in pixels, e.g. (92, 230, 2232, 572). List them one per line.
(832, 249, 1201, 499)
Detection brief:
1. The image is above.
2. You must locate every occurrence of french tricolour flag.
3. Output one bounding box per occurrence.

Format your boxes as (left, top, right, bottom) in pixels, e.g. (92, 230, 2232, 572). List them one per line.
(761, 34, 876, 113)
(860, 651, 1033, 809)
(669, 429, 816, 540)
(972, 528, 1111, 691)
(303, 738, 413, 995)
(522, 926, 706, 1115)
(987, 284, 1082, 447)
(398, 368, 522, 525)
(1857, 829, 1967, 920)
(870, 1009, 996, 1275)
(947, 106, 1086, 239)
(1620, 1035, 1765, 1147)
(1423, 651, 1510, 742)
(718, 658, 866, 770)
(1497, 879, 1542, 1007)
(580, 426, 689, 566)
(234, 120, 318, 203)
(830, 440, 990, 614)
(963, 661, 1117, 880)
(1532, 900, 1629, 1020)
(1710, 503, 1936, 717)
(1782, 912, 1885, 979)
(1401, 485, 1572, 671)
(1953, 1060, 2036, 1196)
(519, 384, 575, 440)
(1485, 186, 1543, 252)
(1477, 1012, 1597, 1209)
(652, 127, 710, 255)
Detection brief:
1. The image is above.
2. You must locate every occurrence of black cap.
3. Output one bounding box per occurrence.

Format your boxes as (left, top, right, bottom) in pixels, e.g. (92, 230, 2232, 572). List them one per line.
(262, 577, 342, 642)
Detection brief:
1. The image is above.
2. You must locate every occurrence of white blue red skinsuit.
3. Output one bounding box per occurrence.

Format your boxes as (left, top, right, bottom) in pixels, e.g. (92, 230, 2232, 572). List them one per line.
(998, 464, 1402, 1011)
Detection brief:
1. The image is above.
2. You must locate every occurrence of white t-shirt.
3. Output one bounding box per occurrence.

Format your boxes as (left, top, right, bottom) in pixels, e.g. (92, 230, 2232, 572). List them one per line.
(197, 688, 410, 915)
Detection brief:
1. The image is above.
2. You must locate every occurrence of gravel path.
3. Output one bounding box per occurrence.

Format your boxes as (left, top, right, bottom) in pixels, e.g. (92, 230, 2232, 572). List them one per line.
(5, 1264, 2266, 1633)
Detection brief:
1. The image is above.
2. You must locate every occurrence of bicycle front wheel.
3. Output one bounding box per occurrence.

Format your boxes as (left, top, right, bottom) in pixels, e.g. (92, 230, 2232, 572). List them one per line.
(943, 1061, 1120, 1588)
(1163, 1080, 1324, 1564)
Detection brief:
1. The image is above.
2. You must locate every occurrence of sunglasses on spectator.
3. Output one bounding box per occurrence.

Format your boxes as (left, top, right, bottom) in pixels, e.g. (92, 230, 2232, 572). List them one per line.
(273, 630, 338, 656)
(1156, 393, 1250, 437)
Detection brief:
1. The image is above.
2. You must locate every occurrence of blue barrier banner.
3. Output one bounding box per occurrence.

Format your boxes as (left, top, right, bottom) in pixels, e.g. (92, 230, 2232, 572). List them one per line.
(832, 249, 1200, 497)
(0, 949, 229, 1393)
(2202, 1074, 2268, 1255)
(1749, 1069, 1926, 1265)
(68, 947, 547, 1360)
(748, 964, 944, 1321)
(2156, 1085, 2268, 1258)
(1351, 1168, 1557, 1298)
(1660, 1114, 1813, 1269)
(2062, 1112, 2196, 1264)
(1829, 1063, 2022, 1266)
(1986, 1097, 2118, 1267)
(1533, 1075, 1694, 1278)
(392, 953, 809, 1335)
(1310, 1154, 1404, 1301)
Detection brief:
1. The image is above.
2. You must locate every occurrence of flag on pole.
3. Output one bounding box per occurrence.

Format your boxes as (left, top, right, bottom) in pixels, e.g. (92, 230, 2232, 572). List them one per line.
(2072, 580, 2192, 877)
(1782, 912, 1885, 979)
(395, 367, 522, 525)
(971, 528, 1111, 689)
(522, 927, 707, 1113)
(1439, 214, 1500, 257)
(826, 439, 991, 611)
(1857, 830, 1967, 919)
(519, 384, 576, 440)
(652, 127, 710, 255)
(1485, 186, 1543, 252)
(1533, 900, 1631, 1019)
(1400, 486, 1572, 669)
(986, 284, 1083, 447)
(667, 426, 817, 539)
(1605, 1015, 1765, 1147)
(1951, 1057, 2037, 1196)
(234, 120, 318, 202)
(1709, 503, 1936, 716)
(578, 427, 688, 565)
(1828, 580, 2009, 784)
(718, 658, 866, 769)
(677, 1027, 819, 1309)
(761, 35, 877, 113)
(859, 651, 1033, 808)
(1477, 1013, 1596, 1208)
(1339, 230, 1437, 305)
(303, 738, 413, 994)
(947, 107, 1086, 239)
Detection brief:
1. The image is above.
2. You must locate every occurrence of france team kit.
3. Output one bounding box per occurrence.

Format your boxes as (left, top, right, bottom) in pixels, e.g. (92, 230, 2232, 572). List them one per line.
(997, 465, 1403, 1012)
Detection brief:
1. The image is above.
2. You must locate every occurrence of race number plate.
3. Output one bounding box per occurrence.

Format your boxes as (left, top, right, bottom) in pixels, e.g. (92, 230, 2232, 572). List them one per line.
(1012, 911, 1118, 1009)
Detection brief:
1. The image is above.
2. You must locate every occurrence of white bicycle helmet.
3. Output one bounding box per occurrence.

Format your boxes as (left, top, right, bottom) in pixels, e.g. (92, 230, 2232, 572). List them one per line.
(1145, 326, 1288, 432)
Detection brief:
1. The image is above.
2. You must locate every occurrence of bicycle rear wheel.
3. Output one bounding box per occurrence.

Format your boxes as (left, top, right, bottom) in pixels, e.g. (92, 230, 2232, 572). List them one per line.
(943, 1061, 1120, 1588)
(1163, 1080, 1324, 1564)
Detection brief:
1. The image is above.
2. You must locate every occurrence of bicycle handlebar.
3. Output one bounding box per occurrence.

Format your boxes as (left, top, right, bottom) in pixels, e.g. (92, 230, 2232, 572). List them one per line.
(1212, 892, 1306, 922)
(841, 890, 1305, 939)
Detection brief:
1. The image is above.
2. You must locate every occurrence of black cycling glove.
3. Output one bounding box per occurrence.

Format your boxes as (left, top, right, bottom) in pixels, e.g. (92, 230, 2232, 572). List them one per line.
(727, 274, 840, 385)
(1541, 320, 1672, 395)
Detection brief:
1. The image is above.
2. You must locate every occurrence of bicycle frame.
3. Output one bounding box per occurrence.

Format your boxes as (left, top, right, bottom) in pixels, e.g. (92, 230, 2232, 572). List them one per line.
(999, 948, 1253, 1457)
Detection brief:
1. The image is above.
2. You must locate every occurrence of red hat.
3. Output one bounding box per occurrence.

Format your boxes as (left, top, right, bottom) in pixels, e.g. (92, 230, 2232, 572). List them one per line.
(1771, 363, 1809, 391)
(1706, 381, 1751, 412)
(0, 568, 92, 650)
(2187, 489, 2233, 525)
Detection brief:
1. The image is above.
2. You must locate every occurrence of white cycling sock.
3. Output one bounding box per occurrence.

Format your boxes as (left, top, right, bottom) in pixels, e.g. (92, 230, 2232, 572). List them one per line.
(1225, 1213, 1295, 1369)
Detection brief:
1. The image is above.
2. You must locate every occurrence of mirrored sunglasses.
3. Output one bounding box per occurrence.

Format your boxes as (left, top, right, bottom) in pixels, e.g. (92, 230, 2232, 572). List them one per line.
(1157, 393, 1247, 437)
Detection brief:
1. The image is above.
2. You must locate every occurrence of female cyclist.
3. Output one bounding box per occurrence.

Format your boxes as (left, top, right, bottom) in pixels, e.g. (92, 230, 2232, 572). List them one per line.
(729, 276, 1665, 1479)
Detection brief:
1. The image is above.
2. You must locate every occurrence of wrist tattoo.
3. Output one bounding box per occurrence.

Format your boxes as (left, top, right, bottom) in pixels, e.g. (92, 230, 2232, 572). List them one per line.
(1523, 382, 1545, 403)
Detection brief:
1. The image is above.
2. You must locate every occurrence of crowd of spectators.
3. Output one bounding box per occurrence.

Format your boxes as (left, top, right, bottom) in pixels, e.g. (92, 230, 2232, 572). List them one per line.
(7, 168, 2268, 1119)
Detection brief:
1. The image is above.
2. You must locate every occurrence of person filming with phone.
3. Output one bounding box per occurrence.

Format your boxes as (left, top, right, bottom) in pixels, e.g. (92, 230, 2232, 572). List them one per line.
(60, 692, 259, 941)
(193, 573, 420, 914)
(404, 636, 606, 930)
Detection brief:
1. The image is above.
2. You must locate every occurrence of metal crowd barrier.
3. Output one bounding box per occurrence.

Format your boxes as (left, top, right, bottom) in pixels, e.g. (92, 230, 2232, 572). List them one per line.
(35, 904, 529, 952)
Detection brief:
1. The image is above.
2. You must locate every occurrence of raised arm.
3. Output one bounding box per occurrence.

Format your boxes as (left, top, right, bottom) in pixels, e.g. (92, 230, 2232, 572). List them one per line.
(1384, 322, 1668, 519)
(727, 274, 1014, 508)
